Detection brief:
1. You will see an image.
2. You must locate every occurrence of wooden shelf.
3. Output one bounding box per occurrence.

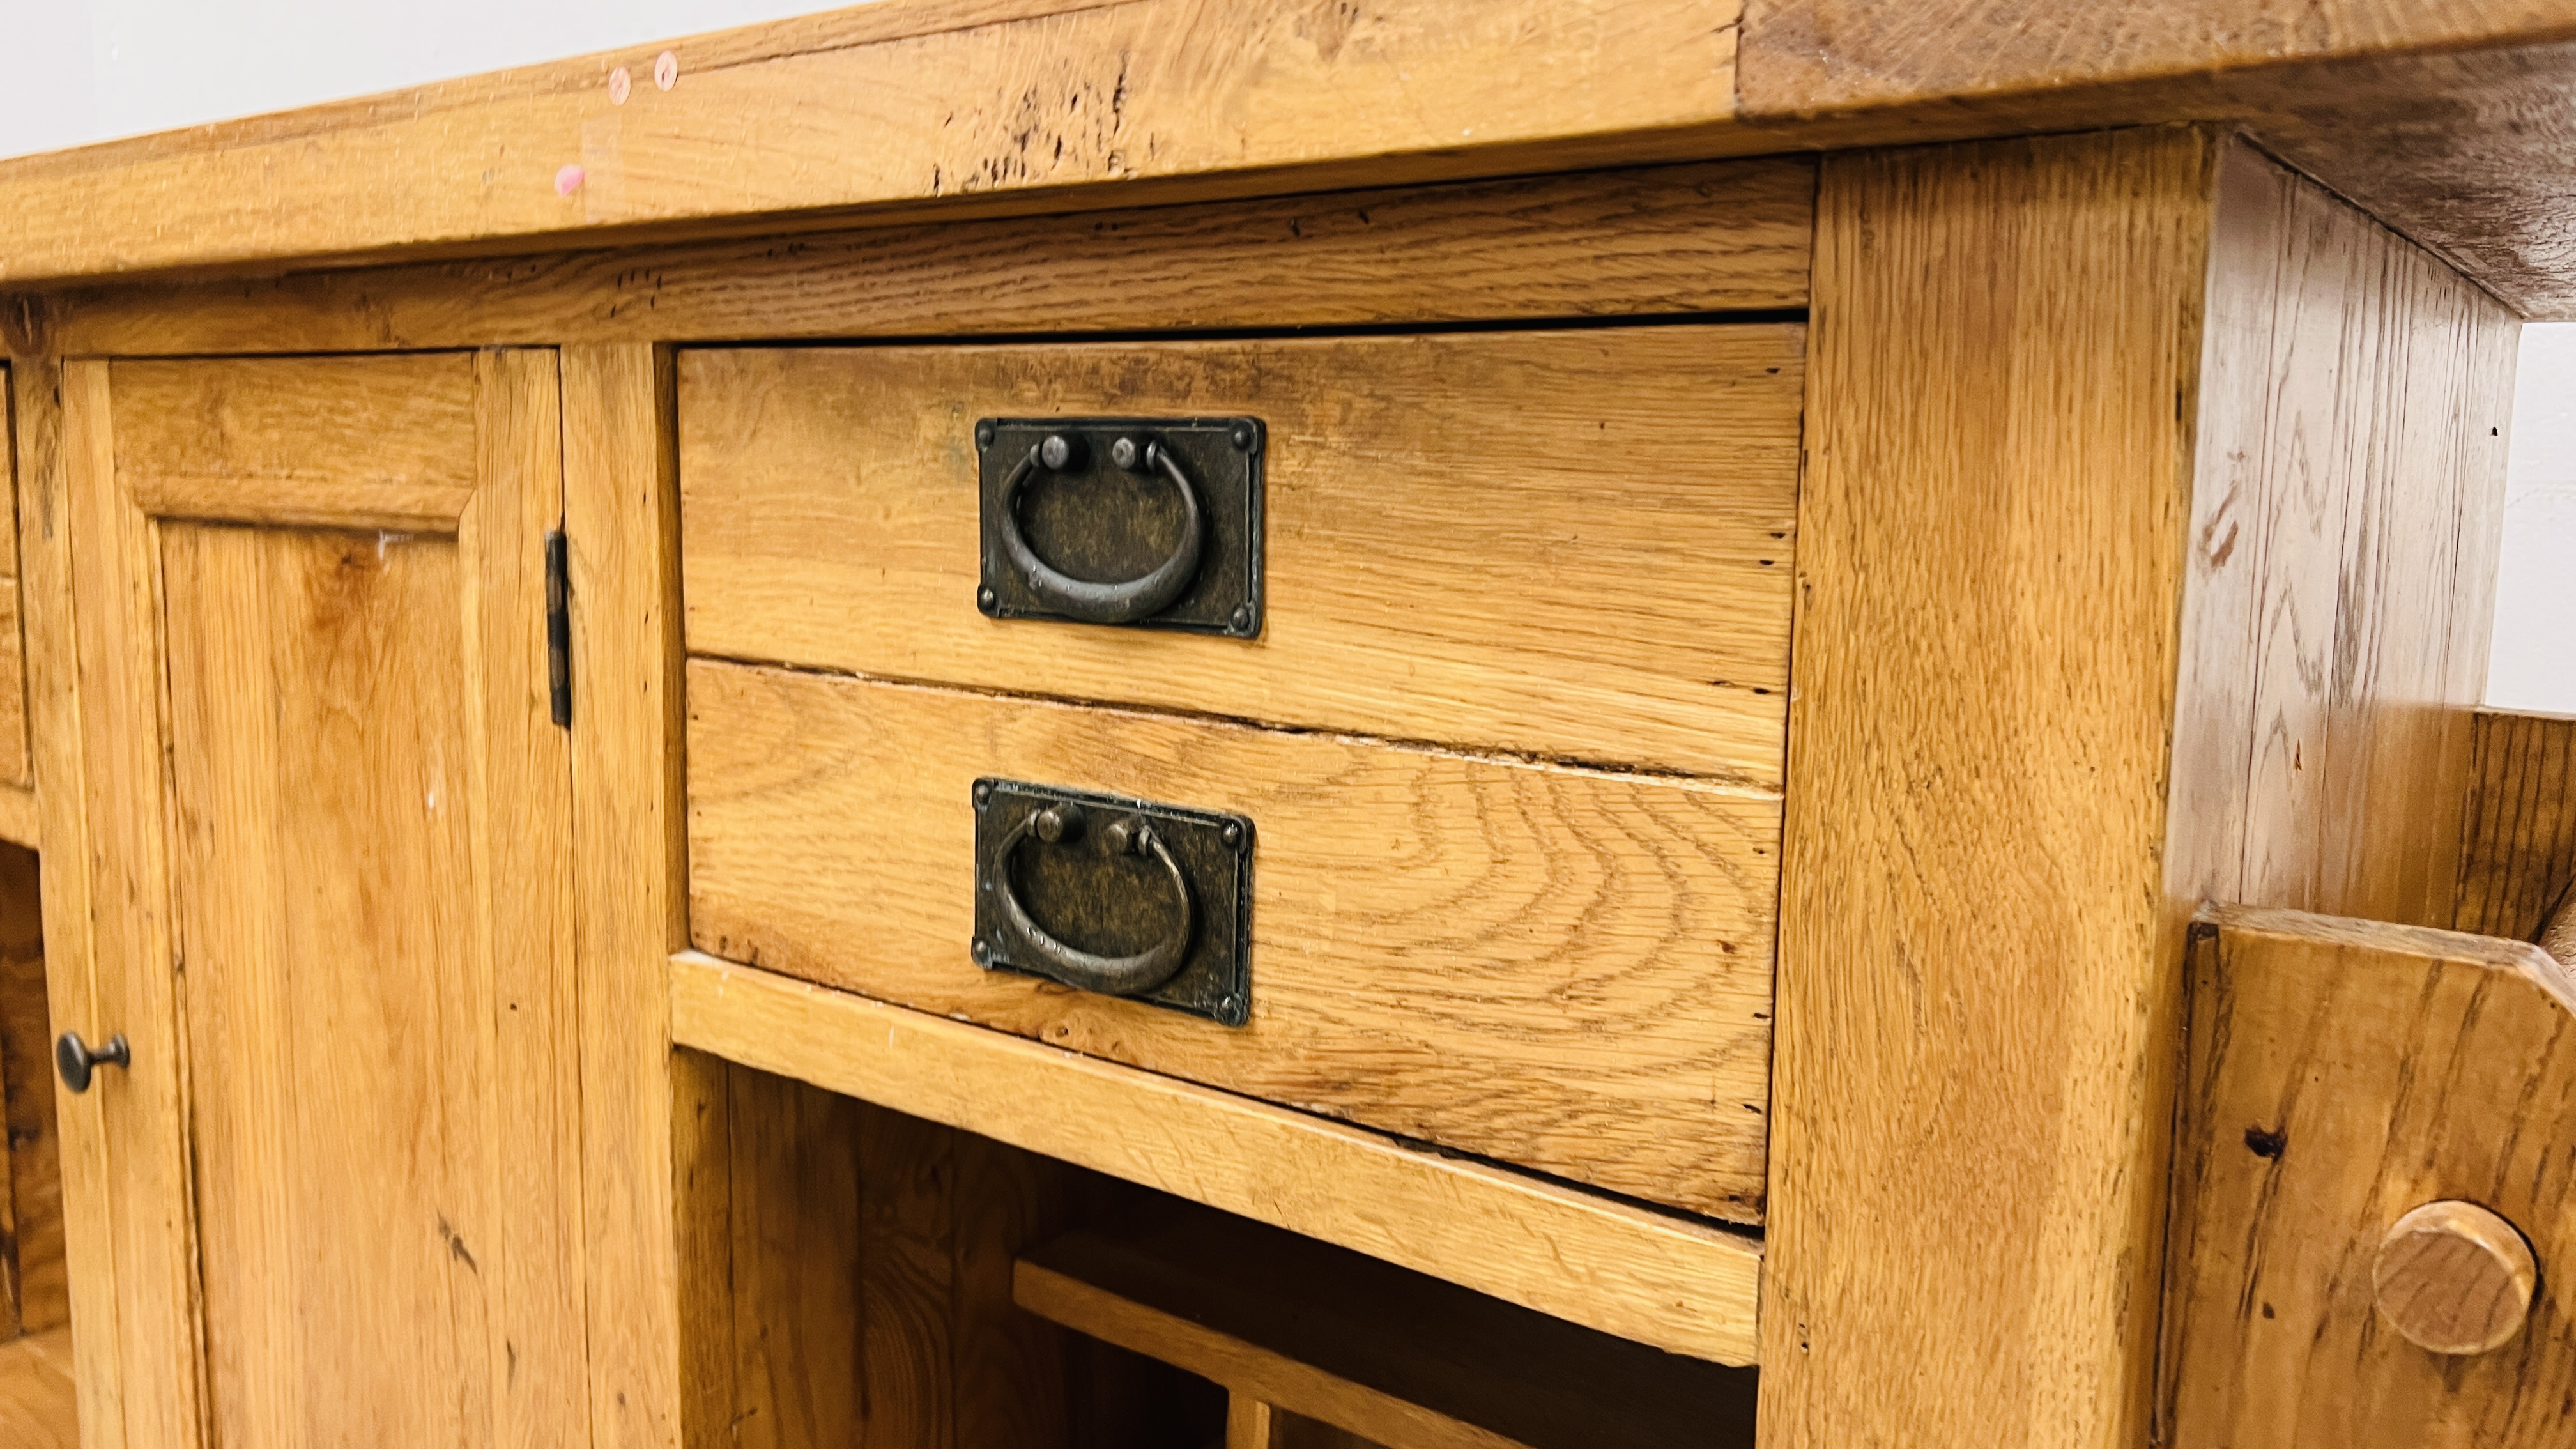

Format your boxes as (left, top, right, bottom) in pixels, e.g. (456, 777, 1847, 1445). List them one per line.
(1015, 1208, 1758, 1449)
(668, 951, 1764, 1365)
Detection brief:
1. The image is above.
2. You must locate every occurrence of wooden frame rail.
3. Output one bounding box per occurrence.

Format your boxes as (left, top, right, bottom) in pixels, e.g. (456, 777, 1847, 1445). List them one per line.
(666, 951, 1763, 1365)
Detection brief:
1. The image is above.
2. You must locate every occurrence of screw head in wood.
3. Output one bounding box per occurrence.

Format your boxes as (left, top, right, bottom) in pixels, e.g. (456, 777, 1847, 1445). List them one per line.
(2372, 1199, 2538, 1356)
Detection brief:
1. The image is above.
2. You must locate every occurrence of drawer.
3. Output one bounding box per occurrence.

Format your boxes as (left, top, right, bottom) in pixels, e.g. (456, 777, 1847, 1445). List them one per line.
(679, 326, 1802, 787)
(686, 659, 1776, 1223)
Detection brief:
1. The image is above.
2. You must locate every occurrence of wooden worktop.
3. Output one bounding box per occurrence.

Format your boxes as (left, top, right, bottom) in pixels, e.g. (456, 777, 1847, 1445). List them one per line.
(3, 0, 2575, 314)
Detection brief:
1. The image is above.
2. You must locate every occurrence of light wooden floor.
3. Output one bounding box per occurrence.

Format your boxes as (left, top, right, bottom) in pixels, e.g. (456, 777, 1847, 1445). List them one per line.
(0, 1326, 76, 1448)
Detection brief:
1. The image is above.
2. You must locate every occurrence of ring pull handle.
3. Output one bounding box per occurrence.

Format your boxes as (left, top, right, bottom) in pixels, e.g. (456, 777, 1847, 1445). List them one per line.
(990, 802, 1195, 997)
(999, 433, 1205, 624)
(56, 1031, 130, 1094)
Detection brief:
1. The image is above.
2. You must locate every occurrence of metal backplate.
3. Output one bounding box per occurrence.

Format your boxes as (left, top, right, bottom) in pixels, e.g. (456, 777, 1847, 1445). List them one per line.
(971, 778, 1252, 1027)
(976, 417, 1266, 636)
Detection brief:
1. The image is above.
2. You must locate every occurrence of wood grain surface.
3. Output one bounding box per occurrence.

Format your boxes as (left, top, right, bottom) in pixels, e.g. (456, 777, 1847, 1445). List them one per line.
(0, 788, 35, 854)
(0, 0, 1744, 286)
(0, 842, 20, 1340)
(1229, 1402, 1386, 1449)
(560, 343, 688, 1449)
(106, 355, 479, 531)
(668, 953, 1765, 1365)
(24, 359, 121, 1448)
(0, 1326, 75, 1449)
(1024, 1264, 1501, 1449)
(1739, 0, 2576, 110)
(2203, 42, 2576, 321)
(1015, 1211, 1759, 1449)
(686, 661, 1777, 1222)
(680, 328, 1802, 787)
(2162, 905, 2576, 1446)
(63, 352, 586, 1449)
(4, 0, 2576, 320)
(1764, 128, 2519, 1449)
(0, 367, 24, 788)
(40, 160, 1817, 358)
(679, 1055, 863, 1449)
(2370, 1200, 2539, 1357)
(164, 523, 506, 1442)
(1761, 128, 2225, 1449)
(2454, 709, 2576, 943)
(2175, 142, 2513, 933)
(1729, 8, 2576, 318)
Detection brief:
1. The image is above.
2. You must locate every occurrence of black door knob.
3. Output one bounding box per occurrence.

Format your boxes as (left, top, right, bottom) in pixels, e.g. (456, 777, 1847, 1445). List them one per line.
(56, 1031, 130, 1094)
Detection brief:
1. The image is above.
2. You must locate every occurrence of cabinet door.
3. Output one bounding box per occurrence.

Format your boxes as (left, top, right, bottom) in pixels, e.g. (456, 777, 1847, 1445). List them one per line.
(56, 353, 583, 1449)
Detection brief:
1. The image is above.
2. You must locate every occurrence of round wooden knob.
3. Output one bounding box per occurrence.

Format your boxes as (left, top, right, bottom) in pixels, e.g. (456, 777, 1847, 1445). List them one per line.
(2372, 1200, 2538, 1355)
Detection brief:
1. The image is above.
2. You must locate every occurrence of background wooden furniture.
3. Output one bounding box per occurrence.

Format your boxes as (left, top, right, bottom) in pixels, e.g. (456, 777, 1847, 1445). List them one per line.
(0, 5, 2569, 1449)
(2159, 707, 2576, 1446)
(2163, 906, 2576, 1446)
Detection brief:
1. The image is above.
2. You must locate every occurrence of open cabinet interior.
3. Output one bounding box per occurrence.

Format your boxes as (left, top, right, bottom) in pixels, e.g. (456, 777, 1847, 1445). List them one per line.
(0, 841, 70, 1446)
(673, 1048, 1761, 1449)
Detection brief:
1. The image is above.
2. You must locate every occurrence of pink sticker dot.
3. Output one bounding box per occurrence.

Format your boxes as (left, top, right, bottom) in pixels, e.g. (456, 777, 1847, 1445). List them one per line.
(654, 50, 678, 91)
(556, 164, 586, 197)
(608, 67, 631, 105)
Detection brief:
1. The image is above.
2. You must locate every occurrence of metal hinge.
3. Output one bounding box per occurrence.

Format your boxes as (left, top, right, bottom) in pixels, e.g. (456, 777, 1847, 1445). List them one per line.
(546, 529, 571, 728)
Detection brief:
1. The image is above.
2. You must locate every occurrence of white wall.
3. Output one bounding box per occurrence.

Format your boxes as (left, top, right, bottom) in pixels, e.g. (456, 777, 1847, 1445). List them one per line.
(0, 2, 2567, 710)
(0, 1, 840, 156)
(2499, 326, 2576, 714)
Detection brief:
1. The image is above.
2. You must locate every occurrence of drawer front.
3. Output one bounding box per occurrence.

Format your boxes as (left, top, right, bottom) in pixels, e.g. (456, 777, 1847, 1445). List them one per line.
(679, 326, 1802, 788)
(686, 660, 1776, 1223)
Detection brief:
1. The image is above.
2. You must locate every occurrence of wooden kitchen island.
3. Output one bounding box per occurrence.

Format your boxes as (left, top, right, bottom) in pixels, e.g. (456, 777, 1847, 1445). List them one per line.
(4, 4, 2576, 1446)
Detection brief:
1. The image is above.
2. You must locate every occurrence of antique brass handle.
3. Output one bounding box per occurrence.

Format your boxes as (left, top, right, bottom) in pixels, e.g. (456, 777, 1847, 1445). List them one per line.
(997, 433, 1205, 624)
(990, 801, 1195, 997)
(56, 1031, 130, 1094)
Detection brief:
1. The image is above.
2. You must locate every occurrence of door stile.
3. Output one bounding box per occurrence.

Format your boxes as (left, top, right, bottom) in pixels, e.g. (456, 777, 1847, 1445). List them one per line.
(468, 348, 588, 1449)
(62, 356, 210, 1449)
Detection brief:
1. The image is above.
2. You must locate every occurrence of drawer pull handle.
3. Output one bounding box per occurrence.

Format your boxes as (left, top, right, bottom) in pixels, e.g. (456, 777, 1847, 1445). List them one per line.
(993, 801, 1195, 997)
(2373, 1200, 2538, 1355)
(999, 434, 1204, 625)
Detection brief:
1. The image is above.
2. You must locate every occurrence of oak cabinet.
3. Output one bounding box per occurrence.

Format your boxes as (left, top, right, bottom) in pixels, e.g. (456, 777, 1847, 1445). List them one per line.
(0, 25, 2557, 1440)
(54, 353, 585, 1447)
